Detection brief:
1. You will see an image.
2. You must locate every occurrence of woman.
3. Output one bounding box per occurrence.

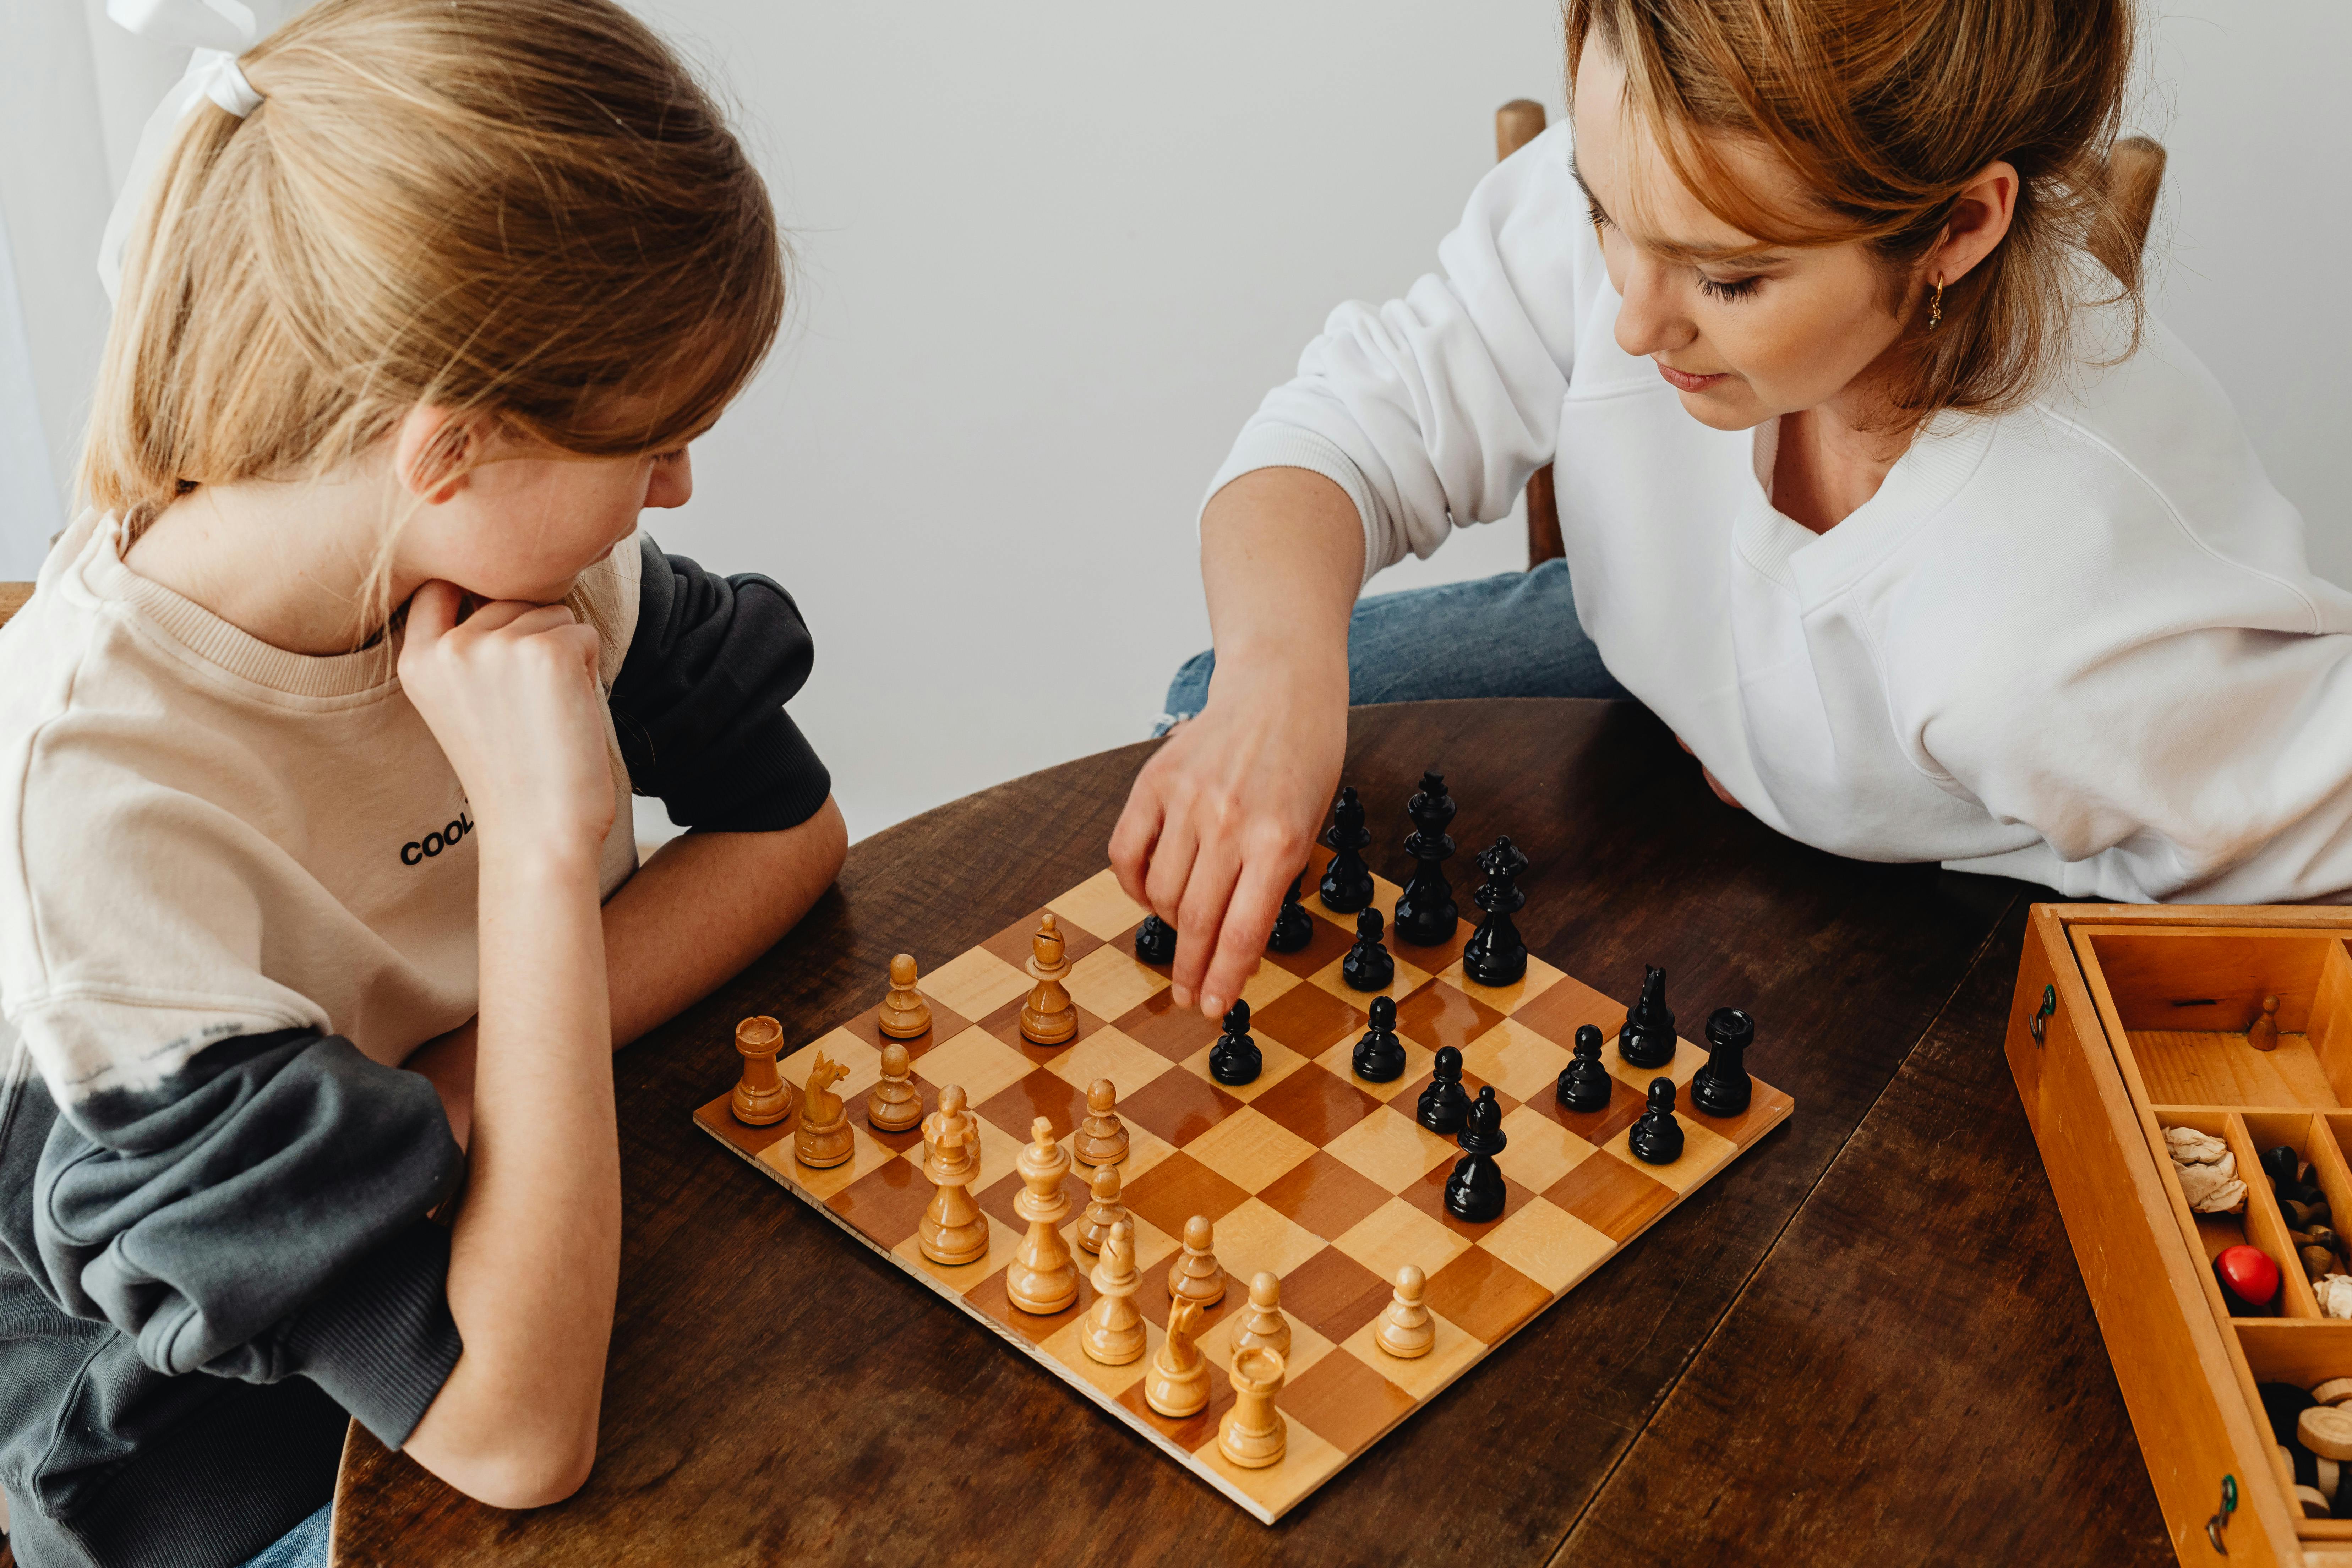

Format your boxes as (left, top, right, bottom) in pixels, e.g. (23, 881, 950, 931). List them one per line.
(1114, 0, 2352, 1020)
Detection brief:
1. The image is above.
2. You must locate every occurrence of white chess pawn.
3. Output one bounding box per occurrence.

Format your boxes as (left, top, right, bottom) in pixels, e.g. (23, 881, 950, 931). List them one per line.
(1075, 1161, 1128, 1257)
(1376, 1264, 1433, 1359)
(1166, 1214, 1227, 1309)
(1081, 1219, 1146, 1366)
(1232, 1271, 1292, 1360)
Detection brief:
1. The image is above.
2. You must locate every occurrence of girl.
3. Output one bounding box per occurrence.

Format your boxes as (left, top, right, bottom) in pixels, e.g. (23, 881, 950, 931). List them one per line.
(1115, 0, 2352, 1021)
(0, 3, 845, 1564)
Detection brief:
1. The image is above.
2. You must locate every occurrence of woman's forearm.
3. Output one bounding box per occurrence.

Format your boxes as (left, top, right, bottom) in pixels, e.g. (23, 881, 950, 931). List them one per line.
(1199, 467, 1365, 684)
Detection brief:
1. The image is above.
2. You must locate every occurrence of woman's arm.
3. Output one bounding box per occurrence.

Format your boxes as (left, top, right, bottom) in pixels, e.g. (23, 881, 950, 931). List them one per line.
(1109, 469, 1361, 1020)
(408, 798, 850, 1151)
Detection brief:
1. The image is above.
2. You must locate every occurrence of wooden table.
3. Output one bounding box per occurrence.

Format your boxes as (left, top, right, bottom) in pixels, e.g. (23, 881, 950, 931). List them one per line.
(331, 699, 2177, 1566)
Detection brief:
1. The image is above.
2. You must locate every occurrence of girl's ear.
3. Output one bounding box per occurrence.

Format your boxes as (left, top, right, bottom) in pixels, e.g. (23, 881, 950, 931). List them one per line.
(1931, 159, 2021, 288)
(394, 406, 480, 504)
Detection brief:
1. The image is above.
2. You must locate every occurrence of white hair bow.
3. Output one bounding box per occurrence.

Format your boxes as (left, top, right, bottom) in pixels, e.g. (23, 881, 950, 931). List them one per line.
(97, 0, 269, 302)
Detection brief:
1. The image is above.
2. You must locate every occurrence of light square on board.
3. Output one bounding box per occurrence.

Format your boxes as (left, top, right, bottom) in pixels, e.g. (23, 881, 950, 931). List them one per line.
(918, 948, 1034, 1023)
(1310, 1034, 1436, 1105)
(1098, 1121, 1180, 1189)
(1196, 1298, 1336, 1381)
(1460, 1019, 1575, 1107)
(1392, 979, 1505, 1056)
(779, 1028, 884, 1105)
(1598, 1115, 1736, 1195)
(1604, 1040, 1703, 1093)
(1042, 1024, 1176, 1103)
(890, 1211, 1022, 1293)
(1479, 1195, 1615, 1294)
(1305, 952, 1432, 1009)
(839, 996, 973, 1060)
(1437, 954, 1567, 1018)
(1037, 1313, 1157, 1401)
(1209, 1195, 1331, 1282)
(1280, 1339, 1417, 1454)
(1048, 868, 1151, 942)
(1322, 1104, 1459, 1192)
(1338, 1307, 1481, 1400)
(758, 1121, 897, 1201)
(1330, 1196, 1471, 1284)
(1237, 960, 1302, 1014)
(1182, 1108, 1319, 1196)
(1492, 1103, 1598, 1194)
(1061, 945, 1168, 1023)
(1190, 1419, 1348, 1519)
(1177, 1036, 1309, 1106)
(911, 1025, 1039, 1108)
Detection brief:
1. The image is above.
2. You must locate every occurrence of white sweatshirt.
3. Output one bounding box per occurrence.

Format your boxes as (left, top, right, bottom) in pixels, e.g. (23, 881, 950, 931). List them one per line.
(1211, 123, 2352, 903)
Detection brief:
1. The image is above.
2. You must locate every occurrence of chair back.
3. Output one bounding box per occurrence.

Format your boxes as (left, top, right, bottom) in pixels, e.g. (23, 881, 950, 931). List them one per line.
(0, 584, 29, 629)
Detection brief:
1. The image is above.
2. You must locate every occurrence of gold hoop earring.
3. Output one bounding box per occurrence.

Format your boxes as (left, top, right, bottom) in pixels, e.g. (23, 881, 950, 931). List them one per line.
(1926, 278, 1945, 334)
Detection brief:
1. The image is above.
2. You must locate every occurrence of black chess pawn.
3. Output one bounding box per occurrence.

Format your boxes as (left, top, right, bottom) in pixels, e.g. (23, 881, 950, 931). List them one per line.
(1460, 836, 1530, 987)
(1444, 1085, 1509, 1222)
(1618, 965, 1676, 1069)
(1319, 785, 1374, 913)
(1556, 1023, 1613, 1113)
(1690, 1007, 1754, 1118)
(1134, 914, 1176, 965)
(1268, 874, 1314, 954)
(1417, 1045, 1470, 1134)
(1341, 907, 1394, 992)
(1391, 771, 1459, 947)
(1208, 1000, 1261, 1085)
(1353, 995, 1406, 1082)
(1627, 1077, 1685, 1165)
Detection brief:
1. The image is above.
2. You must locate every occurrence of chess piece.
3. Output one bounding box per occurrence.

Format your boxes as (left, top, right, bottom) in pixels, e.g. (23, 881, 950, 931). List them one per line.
(1627, 1077, 1685, 1165)
(1020, 914, 1079, 1046)
(795, 1051, 854, 1168)
(1444, 1085, 1508, 1221)
(877, 953, 932, 1039)
(1167, 1214, 1228, 1309)
(1076, 1160, 1128, 1256)
(1417, 1045, 1470, 1134)
(1391, 771, 1458, 947)
(1460, 836, 1530, 987)
(1135, 913, 1176, 966)
(868, 1041, 923, 1132)
(1233, 1271, 1292, 1360)
(1376, 1264, 1434, 1359)
(1268, 873, 1314, 954)
(1145, 1298, 1211, 1418)
(918, 1083, 989, 1265)
(1619, 965, 1677, 1069)
(2250, 994, 2282, 1052)
(1218, 1346, 1289, 1470)
(729, 1015, 795, 1125)
(1319, 785, 1374, 913)
(1353, 995, 1406, 1082)
(1006, 1116, 1080, 1314)
(1557, 1023, 1613, 1113)
(1342, 907, 1395, 993)
(1081, 1219, 1146, 1366)
(1074, 1078, 1130, 1166)
(1690, 1007, 1755, 1118)
(1208, 1000, 1262, 1086)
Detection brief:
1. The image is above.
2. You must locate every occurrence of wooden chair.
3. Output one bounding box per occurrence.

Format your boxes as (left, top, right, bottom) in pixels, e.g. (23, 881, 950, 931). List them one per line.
(0, 582, 29, 630)
(1493, 100, 2166, 571)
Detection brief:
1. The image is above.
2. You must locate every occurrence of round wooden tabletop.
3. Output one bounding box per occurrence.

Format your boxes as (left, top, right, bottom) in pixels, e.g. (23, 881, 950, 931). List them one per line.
(329, 698, 2174, 1567)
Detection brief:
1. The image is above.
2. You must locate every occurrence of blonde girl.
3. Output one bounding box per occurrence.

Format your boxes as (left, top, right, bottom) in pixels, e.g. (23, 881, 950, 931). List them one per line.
(1119, 0, 2352, 1019)
(0, 3, 845, 1564)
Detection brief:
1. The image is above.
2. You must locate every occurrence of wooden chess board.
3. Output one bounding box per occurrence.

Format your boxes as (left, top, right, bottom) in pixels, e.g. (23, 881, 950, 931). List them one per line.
(692, 867, 1793, 1523)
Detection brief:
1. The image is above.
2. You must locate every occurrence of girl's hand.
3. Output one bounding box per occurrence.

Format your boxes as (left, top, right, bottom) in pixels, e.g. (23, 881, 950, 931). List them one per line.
(1110, 657, 1347, 1017)
(398, 580, 614, 854)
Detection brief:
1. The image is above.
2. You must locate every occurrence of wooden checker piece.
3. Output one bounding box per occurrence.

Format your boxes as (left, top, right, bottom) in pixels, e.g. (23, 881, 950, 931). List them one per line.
(691, 867, 1793, 1522)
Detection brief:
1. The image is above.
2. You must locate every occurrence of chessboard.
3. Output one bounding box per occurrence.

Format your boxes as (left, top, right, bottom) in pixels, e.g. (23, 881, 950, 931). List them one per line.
(692, 865, 1793, 1523)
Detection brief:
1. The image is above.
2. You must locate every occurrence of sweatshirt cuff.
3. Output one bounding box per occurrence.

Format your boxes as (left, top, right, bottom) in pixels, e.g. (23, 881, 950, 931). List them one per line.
(1203, 425, 1391, 586)
(278, 1218, 463, 1447)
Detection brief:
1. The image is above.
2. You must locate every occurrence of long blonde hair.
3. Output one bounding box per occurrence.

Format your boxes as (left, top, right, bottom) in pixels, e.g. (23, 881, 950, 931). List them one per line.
(1567, 0, 2138, 428)
(80, 0, 785, 579)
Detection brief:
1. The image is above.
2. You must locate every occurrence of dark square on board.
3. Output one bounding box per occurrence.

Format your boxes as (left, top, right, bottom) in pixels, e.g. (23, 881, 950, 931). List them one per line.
(1281, 1344, 1417, 1454)
(1121, 1151, 1251, 1240)
(823, 1155, 936, 1249)
(1251, 983, 1368, 1058)
(1544, 1153, 1676, 1243)
(1120, 1068, 1244, 1149)
(1424, 1248, 1551, 1343)
(1113, 989, 1227, 1062)
(1392, 980, 1506, 1056)
(1248, 1064, 1383, 1147)
(1276, 1245, 1394, 1344)
(1264, 911, 1355, 980)
(1401, 1158, 1536, 1240)
(976, 1068, 1092, 1144)
(1255, 1152, 1394, 1240)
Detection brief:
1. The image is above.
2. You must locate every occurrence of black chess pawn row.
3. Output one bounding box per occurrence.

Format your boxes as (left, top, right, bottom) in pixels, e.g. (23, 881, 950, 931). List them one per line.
(1318, 781, 1534, 963)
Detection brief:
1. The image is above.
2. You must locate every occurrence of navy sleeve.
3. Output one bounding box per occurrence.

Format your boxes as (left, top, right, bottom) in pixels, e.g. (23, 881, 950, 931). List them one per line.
(28, 1029, 465, 1446)
(611, 535, 833, 833)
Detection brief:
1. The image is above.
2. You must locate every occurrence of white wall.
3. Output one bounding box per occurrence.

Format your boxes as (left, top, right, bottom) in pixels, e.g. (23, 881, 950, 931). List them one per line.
(5, 1, 2348, 846)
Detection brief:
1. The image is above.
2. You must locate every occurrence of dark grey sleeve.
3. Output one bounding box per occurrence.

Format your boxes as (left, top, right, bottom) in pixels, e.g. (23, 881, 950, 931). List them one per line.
(610, 535, 833, 833)
(28, 1029, 465, 1446)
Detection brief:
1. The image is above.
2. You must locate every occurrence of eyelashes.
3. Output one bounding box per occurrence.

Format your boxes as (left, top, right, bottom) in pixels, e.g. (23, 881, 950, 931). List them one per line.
(1697, 275, 1763, 301)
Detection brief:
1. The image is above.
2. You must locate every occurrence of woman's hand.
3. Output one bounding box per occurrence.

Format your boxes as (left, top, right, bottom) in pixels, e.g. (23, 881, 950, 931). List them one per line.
(1112, 659, 1346, 1017)
(397, 580, 613, 853)
(1110, 466, 1366, 1018)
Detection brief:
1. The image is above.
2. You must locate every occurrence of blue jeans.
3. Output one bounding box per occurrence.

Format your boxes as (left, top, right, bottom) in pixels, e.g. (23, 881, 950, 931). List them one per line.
(236, 1503, 331, 1568)
(1156, 559, 1629, 733)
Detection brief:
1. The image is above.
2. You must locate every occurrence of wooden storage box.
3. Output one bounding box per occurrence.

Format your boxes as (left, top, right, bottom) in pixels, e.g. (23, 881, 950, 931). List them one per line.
(2012, 904, 2352, 1565)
